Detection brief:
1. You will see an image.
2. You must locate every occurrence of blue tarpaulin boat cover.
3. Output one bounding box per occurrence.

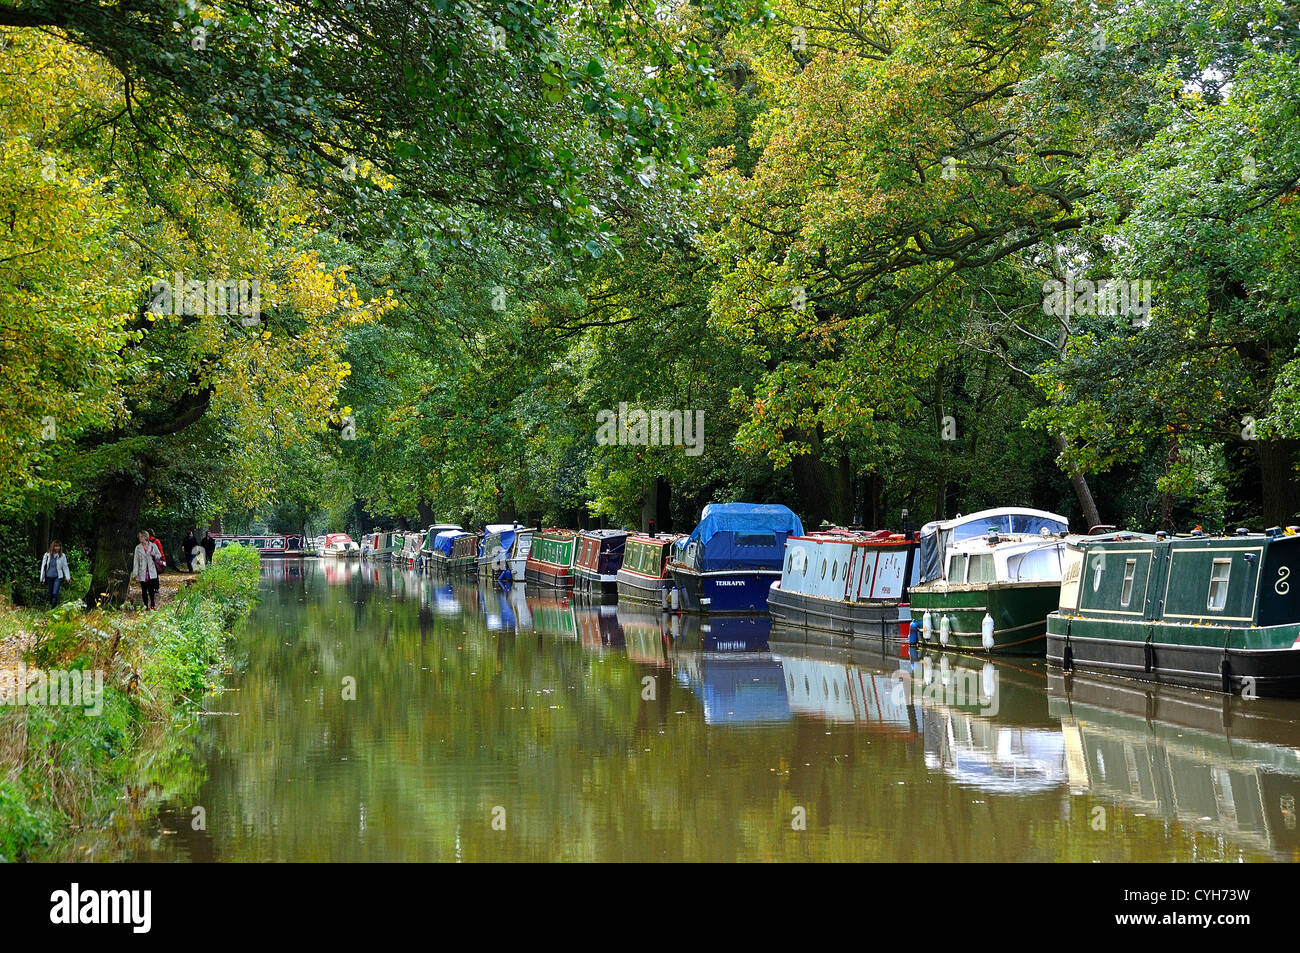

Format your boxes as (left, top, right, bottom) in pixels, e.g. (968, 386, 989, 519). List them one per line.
(676, 503, 805, 572)
(483, 524, 518, 556)
(433, 531, 471, 555)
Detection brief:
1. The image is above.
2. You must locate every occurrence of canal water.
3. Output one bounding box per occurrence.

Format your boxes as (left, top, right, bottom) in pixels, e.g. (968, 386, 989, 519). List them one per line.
(126, 560, 1300, 861)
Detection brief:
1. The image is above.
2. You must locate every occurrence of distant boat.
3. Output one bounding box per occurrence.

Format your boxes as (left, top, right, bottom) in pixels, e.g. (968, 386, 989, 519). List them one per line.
(427, 530, 478, 573)
(908, 508, 1072, 655)
(477, 523, 528, 580)
(417, 523, 464, 570)
(574, 529, 628, 596)
(667, 503, 805, 613)
(767, 529, 918, 640)
(321, 533, 361, 558)
(396, 532, 423, 567)
(525, 529, 579, 588)
(210, 534, 308, 558)
(616, 532, 684, 605)
(359, 530, 398, 560)
(1048, 528, 1300, 696)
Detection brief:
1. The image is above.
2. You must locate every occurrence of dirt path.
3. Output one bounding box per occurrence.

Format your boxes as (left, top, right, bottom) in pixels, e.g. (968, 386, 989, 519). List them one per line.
(0, 572, 197, 702)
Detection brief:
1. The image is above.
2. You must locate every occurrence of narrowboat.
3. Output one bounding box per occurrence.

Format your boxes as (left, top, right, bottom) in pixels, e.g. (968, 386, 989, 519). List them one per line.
(508, 528, 533, 580)
(616, 532, 685, 605)
(321, 533, 361, 558)
(767, 529, 918, 640)
(524, 529, 578, 588)
(667, 503, 805, 613)
(417, 523, 464, 568)
(427, 530, 478, 573)
(477, 523, 528, 580)
(397, 532, 423, 568)
(1047, 528, 1300, 696)
(908, 508, 1071, 655)
(210, 534, 307, 558)
(573, 529, 628, 596)
(359, 530, 398, 560)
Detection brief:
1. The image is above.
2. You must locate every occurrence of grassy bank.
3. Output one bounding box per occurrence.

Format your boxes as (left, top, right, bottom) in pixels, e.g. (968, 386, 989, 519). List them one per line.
(0, 545, 261, 860)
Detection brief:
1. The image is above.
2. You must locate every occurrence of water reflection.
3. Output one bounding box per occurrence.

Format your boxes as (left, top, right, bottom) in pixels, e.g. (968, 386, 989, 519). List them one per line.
(1051, 671, 1300, 856)
(116, 561, 1300, 861)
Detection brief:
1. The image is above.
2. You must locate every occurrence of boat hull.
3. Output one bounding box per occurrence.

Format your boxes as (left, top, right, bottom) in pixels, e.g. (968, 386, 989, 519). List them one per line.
(574, 567, 619, 596)
(1047, 614, 1300, 697)
(616, 569, 671, 605)
(767, 584, 910, 641)
(525, 564, 573, 588)
(669, 566, 780, 613)
(909, 581, 1059, 655)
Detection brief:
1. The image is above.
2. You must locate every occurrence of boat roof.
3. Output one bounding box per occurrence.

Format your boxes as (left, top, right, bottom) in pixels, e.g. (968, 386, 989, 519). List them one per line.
(920, 507, 1069, 535)
(325, 533, 353, 542)
(579, 528, 628, 539)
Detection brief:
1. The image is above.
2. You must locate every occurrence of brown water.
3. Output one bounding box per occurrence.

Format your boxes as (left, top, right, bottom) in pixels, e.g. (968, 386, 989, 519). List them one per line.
(123, 559, 1300, 861)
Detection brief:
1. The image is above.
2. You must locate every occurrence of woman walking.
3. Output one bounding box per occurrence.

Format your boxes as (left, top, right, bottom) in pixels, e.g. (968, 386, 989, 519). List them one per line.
(182, 530, 199, 571)
(39, 540, 71, 608)
(132, 530, 162, 610)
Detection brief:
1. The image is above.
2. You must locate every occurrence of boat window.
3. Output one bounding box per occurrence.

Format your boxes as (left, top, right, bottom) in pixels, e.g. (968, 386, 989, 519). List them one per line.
(1120, 559, 1136, 607)
(966, 554, 995, 584)
(831, 561, 838, 581)
(1011, 548, 1063, 582)
(737, 532, 776, 547)
(786, 552, 793, 573)
(820, 559, 827, 580)
(948, 553, 968, 583)
(1208, 559, 1232, 611)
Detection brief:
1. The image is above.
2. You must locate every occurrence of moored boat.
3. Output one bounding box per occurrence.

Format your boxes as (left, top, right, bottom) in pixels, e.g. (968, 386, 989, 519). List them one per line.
(321, 532, 361, 558)
(524, 529, 578, 588)
(417, 523, 464, 569)
(211, 534, 307, 558)
(616, 532, 684, 605)
(667, 503, 804, 613)
(908, 508, 1071, 655)
(427, 530, 478, 573)
(359, 529, 398, 560)
(573, 529, 628, 596)
(477, 523, 527, 580)
(767, 529, 918, 640)
(1047, 528, 1300, 696)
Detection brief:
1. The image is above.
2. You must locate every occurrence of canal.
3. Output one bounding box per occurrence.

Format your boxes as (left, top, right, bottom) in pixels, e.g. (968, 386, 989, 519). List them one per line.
(123, 560, 1300, 861)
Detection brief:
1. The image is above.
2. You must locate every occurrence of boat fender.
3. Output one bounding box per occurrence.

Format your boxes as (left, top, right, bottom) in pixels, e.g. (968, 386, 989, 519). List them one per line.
(669, 587, 680, 611)
(938, 615, 950, 646)
(922, 611, 933, 642)
(497, 568, 512, 589)
(1062, 620, 1074, 672)
(1220, 653, 1232, 695)
(981, 613, 995, 651)
(1144, 639, 1154, 674)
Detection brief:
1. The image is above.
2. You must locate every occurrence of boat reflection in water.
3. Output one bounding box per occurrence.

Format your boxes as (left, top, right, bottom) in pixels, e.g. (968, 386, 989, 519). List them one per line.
(573, 598, 624, 651)
(770, 627, 1066, 793)
(525, 587, 578, 642)
(670, 614, 789, 725)
(258, 559, 306, 585)
(615, 604, 672, 667)
(1050, 671, 1300, 857)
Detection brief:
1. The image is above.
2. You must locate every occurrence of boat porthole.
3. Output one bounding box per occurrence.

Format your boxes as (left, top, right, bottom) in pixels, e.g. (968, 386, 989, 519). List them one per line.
(832, 561, 838, 581)
(821, 559, 827, 579)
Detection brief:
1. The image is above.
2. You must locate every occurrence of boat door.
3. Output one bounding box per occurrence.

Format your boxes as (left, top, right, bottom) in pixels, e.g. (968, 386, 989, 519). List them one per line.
(1143, 541, 1170, 621)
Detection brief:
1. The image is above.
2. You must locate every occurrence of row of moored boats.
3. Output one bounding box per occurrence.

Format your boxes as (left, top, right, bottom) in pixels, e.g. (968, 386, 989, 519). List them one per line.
(306, 503, 1300, 698)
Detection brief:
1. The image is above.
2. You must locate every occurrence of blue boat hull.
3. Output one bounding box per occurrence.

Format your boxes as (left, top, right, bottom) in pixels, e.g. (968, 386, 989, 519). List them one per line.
(669, 567, 779, 613)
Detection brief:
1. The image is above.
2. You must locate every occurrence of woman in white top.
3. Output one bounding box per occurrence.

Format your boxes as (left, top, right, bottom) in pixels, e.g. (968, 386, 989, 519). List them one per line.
(39, 540, 72, 608)
(131, 530, 162, 610)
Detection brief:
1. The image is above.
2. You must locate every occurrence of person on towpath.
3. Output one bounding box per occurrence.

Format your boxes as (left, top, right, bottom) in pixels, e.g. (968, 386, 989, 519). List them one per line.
(132, 530, 162, 610)
(39, 540, 71, 608)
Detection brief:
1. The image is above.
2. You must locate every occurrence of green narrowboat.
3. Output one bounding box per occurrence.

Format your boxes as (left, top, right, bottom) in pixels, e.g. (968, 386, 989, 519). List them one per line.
(525, 529, 578, 588)
(616, 532, 685, 605)
(1048, 528, 1300, 697)
(909, 507, 1071, 655)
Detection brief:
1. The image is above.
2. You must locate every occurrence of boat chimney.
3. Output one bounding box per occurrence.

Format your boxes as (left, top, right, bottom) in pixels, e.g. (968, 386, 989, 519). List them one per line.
(901, 508, 913, 541)
(648, 519, 657, 538)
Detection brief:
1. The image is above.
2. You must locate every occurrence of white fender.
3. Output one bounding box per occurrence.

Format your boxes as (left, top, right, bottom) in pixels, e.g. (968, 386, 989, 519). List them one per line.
(939, 615, 950, 645)
(981, 612, 996, 651)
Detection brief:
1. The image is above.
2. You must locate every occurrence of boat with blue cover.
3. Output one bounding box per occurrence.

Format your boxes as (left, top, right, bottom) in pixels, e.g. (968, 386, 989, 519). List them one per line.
(666, 503, 804, 613)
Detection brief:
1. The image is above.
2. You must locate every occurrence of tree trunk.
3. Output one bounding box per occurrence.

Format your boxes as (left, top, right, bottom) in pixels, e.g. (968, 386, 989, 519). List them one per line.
(1056, 434, 1101, 530)
(1257, 439, 1300, 527)
(84, 465, 153, 606)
